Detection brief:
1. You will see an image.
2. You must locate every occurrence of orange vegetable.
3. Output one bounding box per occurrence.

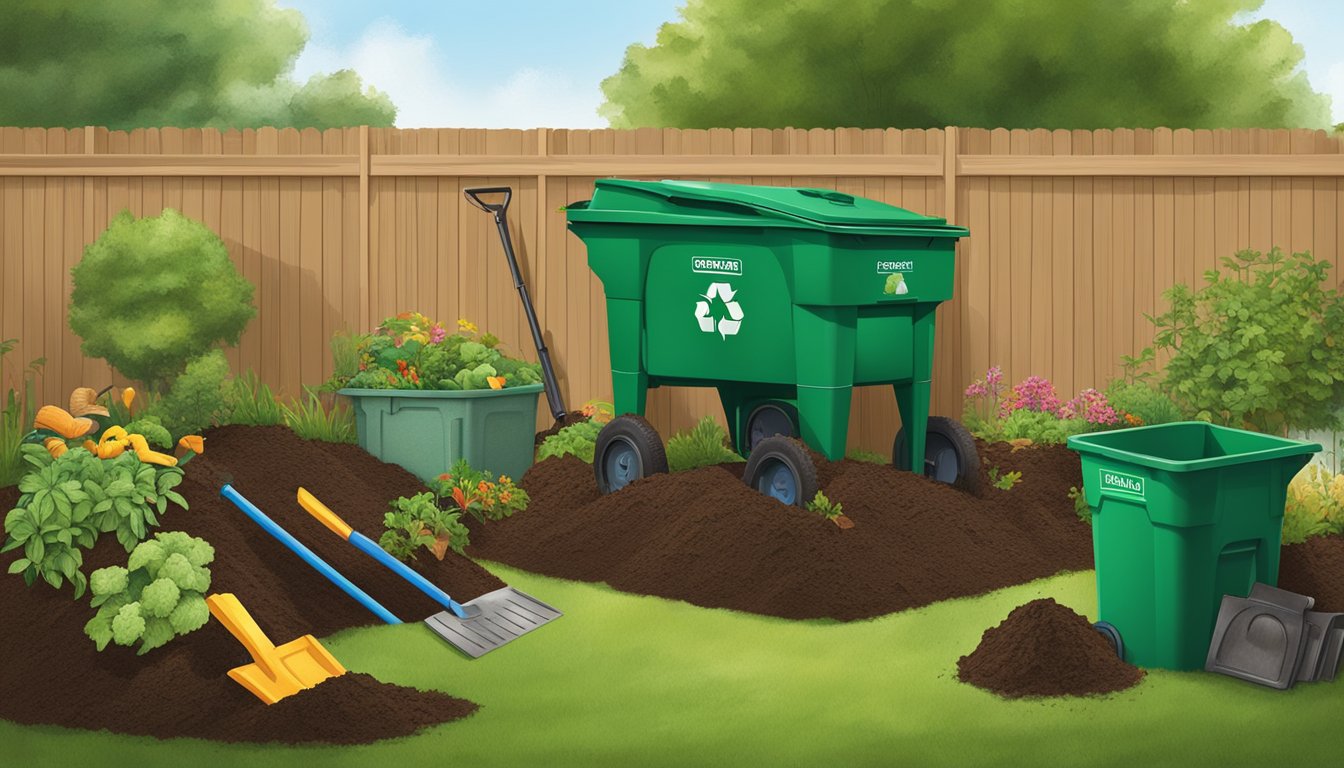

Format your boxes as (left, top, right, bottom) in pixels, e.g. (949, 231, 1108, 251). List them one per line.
(68, 387, 110, 418)
(83, 439, 98, 453)
(487, 376, 506, 390)
(126, 433, 177, 467)
(178, 435, 205, 454)
(43, 437, 68, 459)
(121, 387, 136, 413)
(34, 405, 96, 439)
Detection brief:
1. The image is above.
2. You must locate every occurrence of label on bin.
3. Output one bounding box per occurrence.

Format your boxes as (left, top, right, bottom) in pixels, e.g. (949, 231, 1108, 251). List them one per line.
(876, 259, 915, 273)
(1099, 469, 1145, 500)
(692, 257, 743, 276)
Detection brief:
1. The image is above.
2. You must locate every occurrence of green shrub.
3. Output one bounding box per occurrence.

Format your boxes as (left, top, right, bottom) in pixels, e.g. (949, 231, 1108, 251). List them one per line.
(3, 444, 187, 597)
(282, 387, 356, 443)
(1144, 247, 1344, 434)
(123, 416, 173, 450)
(227, 370, 284, 426)
(84, 531, 213, 655)
(537, 419, 603, 463)
(1104, 380, 1183, 427)
(380, 492, 470, 563)
(151, 349, 233, 439)
(998, 409, 1089, 445)
(0, 341, 43, 488)
(666, 416, 742, 472)
(68, 209, 255, 392)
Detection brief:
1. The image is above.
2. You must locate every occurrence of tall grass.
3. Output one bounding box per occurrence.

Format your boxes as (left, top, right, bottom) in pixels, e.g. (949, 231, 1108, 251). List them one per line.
(666, 415, 742, 472)
(282, 386, 356, 443)
(228, 370, 284, 426)
(0, 340, 44, 488)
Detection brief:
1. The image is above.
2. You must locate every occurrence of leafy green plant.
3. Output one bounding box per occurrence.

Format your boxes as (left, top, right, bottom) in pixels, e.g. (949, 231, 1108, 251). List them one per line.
(435, 459, 529, 524)
(806, 490, 843, 520)
(538, 420, 603, 463)
(999, 409, 1089, 445)
(68, 209, 255, 393)
(0, 340, 43, 488)
(1143, 247, 1344, 434)
(1069, 486, 1091, 525)
(83, 531, 213, 655)
(227, 370, 284, 426)
(1103, 380, 1183, 428)
(282, 387, 356, 443)
(334, 314, 542, 392)
(123, 416, 173, 450)
(1282, 465, 1344, 544)
(150, 349, 233, 439)
(379, 491, 470, 562)
(845, 449, 887, 464)
(988, 467, 1022, 491)
(666, 416, 742, 472)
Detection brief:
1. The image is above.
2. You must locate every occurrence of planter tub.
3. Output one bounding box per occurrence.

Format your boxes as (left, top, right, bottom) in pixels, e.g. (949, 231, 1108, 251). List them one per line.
(340, 384, 543, 484)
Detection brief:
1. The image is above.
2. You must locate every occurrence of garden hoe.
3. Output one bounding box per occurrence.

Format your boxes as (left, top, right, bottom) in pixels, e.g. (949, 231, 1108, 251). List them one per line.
(296, 487, 562, 658)
(205, 592, 346, 705)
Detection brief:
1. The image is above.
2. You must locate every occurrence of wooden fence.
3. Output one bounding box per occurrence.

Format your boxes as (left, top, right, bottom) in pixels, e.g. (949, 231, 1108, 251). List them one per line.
(2, 126, 1344, 451)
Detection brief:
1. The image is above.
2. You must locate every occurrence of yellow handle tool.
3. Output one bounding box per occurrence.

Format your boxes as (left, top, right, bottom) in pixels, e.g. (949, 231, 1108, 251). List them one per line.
(205, 592, 346, 705)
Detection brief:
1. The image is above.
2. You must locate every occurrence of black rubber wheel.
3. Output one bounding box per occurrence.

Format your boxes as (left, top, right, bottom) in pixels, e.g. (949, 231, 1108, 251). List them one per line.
(594, 415, 668, 494)
(742, 436, 818, 507)
(1093, 621, 1125, 660)
(745, 403, 797, 451)
(893, 415, 981, 494)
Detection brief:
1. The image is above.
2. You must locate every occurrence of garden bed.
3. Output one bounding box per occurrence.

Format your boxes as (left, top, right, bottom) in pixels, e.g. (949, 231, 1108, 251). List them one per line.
(0, 425, 504, 745)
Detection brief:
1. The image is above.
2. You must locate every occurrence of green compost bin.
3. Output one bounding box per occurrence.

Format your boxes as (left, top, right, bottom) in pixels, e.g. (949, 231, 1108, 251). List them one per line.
(565, 179, 969, 465)
(341, 384, 543, 484)
(1067, 422, 1319, 670)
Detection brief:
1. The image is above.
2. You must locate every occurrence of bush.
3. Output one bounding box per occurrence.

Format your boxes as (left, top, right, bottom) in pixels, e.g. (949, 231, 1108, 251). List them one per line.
(666, 416, 742, 472)
(150, 350, 232, 439)
(1283, 465, 1344, 544)
(1144, 247, 1344, 434)
(68, 209, 255, 392)
(84, 531, 213, 655)
(1104, 380, 1183, 427)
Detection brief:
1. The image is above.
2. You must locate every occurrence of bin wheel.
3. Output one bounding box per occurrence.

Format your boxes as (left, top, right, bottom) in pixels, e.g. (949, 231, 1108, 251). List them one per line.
(1093, 621, 1125, 660)
(746, 403, 796, 451)
(742, 436, 818, 507)
(594, 415, 668, 494)
(893, 416, 981, 494)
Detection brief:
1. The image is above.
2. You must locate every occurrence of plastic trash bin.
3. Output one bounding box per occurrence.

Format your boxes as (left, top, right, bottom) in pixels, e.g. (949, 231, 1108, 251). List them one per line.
(1067, 422, 1319, 669)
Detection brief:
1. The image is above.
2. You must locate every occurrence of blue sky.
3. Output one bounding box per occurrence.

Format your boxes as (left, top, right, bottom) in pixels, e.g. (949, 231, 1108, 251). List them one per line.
(277, 0, 1344, 128)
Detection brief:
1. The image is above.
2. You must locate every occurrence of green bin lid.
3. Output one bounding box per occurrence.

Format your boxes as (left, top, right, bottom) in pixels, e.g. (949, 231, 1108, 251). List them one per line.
(568, 178, 967, 237)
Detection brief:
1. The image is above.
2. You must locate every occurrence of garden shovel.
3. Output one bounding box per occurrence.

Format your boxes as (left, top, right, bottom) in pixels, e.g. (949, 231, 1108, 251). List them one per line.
(296, 488, 562, 658)
(205, 592, 346, 705)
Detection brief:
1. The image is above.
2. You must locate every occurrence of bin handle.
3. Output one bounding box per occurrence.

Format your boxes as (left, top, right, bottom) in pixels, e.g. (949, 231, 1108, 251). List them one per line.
(798, 188, 855, 205)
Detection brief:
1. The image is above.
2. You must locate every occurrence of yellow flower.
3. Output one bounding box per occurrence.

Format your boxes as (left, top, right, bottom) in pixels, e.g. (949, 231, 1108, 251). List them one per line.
(457, 318, 479, 334)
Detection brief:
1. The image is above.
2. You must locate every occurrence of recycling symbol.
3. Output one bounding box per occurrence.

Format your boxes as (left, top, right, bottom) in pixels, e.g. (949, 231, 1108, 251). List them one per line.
(694, 282, 744, 339)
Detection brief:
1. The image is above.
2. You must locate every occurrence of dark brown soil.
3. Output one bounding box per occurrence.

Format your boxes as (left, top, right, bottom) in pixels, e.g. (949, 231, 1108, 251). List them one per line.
(957, 598, 1145, 698)
(534, 410, 589, 446)
(1279, 534, 1344, 612)
(469, 442, 1097, 621)
(0, 425, 506, 744)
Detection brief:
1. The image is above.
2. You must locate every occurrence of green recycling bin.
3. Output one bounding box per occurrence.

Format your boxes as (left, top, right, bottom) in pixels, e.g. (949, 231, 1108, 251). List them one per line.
(565, 179, 970, 483)
(1067, 422, 1319, 670)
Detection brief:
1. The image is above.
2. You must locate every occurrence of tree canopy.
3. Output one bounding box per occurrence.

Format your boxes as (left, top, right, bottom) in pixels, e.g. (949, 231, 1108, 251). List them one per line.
(0, 0, 395, 129)
(600, 0, 1331, 129)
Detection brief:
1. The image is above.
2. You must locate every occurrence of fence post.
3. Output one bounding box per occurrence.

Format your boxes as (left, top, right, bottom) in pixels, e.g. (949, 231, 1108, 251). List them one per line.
(359, 125, 370, 331)
(943, 125, 958, 223)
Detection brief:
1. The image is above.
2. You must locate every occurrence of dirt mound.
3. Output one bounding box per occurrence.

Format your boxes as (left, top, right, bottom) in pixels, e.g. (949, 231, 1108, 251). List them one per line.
(0, 425, 505, 744)
(957, 598, 1144, 698)
(1279, 534, 1344, 613)
(469, 444, 1096, 621)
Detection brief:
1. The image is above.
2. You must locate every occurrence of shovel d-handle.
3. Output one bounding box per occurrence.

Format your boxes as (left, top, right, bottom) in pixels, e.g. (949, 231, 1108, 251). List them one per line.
(464, 186, 512, 214)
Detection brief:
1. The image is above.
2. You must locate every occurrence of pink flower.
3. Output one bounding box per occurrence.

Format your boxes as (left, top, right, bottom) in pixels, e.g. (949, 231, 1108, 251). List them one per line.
(1002, 376, 1061, 415)
(965, 381, 988, 398)
(985, 366, 1003, 387)
(429, 325, 447, 344)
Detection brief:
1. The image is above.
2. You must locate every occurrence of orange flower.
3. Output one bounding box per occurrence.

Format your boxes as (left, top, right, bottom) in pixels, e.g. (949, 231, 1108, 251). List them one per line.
(499, 492, 512, 504)
(477, 481, 490, 494)
(438, 473, 452, 482)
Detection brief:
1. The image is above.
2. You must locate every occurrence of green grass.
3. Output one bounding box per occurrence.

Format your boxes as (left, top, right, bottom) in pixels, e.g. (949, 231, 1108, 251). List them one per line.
(282, 387, 356, 443)
(227, 371, 285, 427)
(0, 341, 43, 488)
(5, 565, 1340, 767)
(666, 415, 742, 472)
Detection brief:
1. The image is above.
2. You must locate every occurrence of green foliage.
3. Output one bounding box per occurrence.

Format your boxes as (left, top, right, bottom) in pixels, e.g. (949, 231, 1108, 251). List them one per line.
(84, 531, 213, 655)
(227, 370, 284, 427)
(434, 459, 530, 524)
(150, 350, 233, 439)
(988, 467, 1022, 491)
(1145, 248, 1344, 434)
(282, 387, 356, 443)
(69, 210, 255, 391)
(123, 417, 173, 450)
(325, 332, 361, 392)
(599, 0, 1330, 129)
(1104, 380, 1184, 427)
(0, 341, 43, 488)
(537, 420, 603, 463)
(998, 409, 1089, 445)
(1069, 486, 1091, 525)
(805, 490, 843, 520)
(1282, 466, 1344, 544)
(0, 1, 395, 130)
(666, 416, 742, 472)
(845, 450, 888, 464)
(337, 315, 542, 392)
(2, 443, 186, 597)
(379, 492, 470, 563)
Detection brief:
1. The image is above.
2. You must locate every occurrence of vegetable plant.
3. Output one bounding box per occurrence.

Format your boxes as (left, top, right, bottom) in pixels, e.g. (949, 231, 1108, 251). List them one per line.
(805, 490, 852, 529)
(435, 459, 529, 523)
(1142, 247, 1344, 434)
(84, 531, 213, 655)
(282, 387, 356, 443)
(537, 400, 613, 463)
(331, 314, 542, 392)
(380, 491, 470, 562)
(68, 208, 255, 393)
(988, 467, 1022, 491)
(666, 416, 742, 472)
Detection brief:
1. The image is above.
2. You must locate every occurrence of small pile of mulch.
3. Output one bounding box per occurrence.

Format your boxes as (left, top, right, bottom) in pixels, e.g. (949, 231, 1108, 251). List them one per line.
(957, 598, 1144, 698)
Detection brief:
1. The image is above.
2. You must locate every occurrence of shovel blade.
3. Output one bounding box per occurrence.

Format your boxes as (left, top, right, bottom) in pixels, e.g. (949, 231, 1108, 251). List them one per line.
(226, 635, 346, 705)
(424, 586, 562, 658)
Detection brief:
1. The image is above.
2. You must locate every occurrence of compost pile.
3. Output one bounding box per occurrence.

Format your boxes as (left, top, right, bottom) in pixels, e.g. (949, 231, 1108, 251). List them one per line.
(0, 426, 506, 745)
(469, 441, 1095, 621)
(1279, 535, 1344, 613)
(956, 598, 1144, 698)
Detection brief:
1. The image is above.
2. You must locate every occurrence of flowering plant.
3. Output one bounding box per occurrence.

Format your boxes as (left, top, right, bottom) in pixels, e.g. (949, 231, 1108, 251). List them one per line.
(435, 459, 529, 524)
(964, 366, 1133, 443)
(332, 313, 542, 392)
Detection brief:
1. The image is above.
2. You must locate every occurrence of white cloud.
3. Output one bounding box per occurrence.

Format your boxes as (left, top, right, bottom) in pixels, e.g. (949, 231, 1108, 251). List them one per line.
(290, 19, 606, 129)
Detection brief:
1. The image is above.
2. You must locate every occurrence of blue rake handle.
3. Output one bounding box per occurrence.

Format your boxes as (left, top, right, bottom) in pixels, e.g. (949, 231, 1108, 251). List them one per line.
(220, 484, 402, 625)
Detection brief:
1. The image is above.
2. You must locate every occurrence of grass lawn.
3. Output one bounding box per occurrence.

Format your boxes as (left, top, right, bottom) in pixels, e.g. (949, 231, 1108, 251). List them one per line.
(6, 564, 1341, 767)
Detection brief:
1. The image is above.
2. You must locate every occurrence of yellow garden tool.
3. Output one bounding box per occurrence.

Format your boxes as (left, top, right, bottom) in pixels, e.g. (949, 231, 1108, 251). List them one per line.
(205, 592, 346, 705)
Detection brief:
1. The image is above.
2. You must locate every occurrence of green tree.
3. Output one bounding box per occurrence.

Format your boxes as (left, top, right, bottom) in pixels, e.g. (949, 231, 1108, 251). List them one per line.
(600, 0, 1330, 129)
(69, 209, 256, 392)
(0, 0, 395, 129)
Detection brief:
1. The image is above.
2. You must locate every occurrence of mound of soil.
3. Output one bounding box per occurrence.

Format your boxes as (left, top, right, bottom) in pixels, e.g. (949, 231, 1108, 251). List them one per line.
(1279, 535, 1344, 613)
(957, 598, 1144, 698)
(0, 426, 506, 744)
(469, 443, 1096, 621)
